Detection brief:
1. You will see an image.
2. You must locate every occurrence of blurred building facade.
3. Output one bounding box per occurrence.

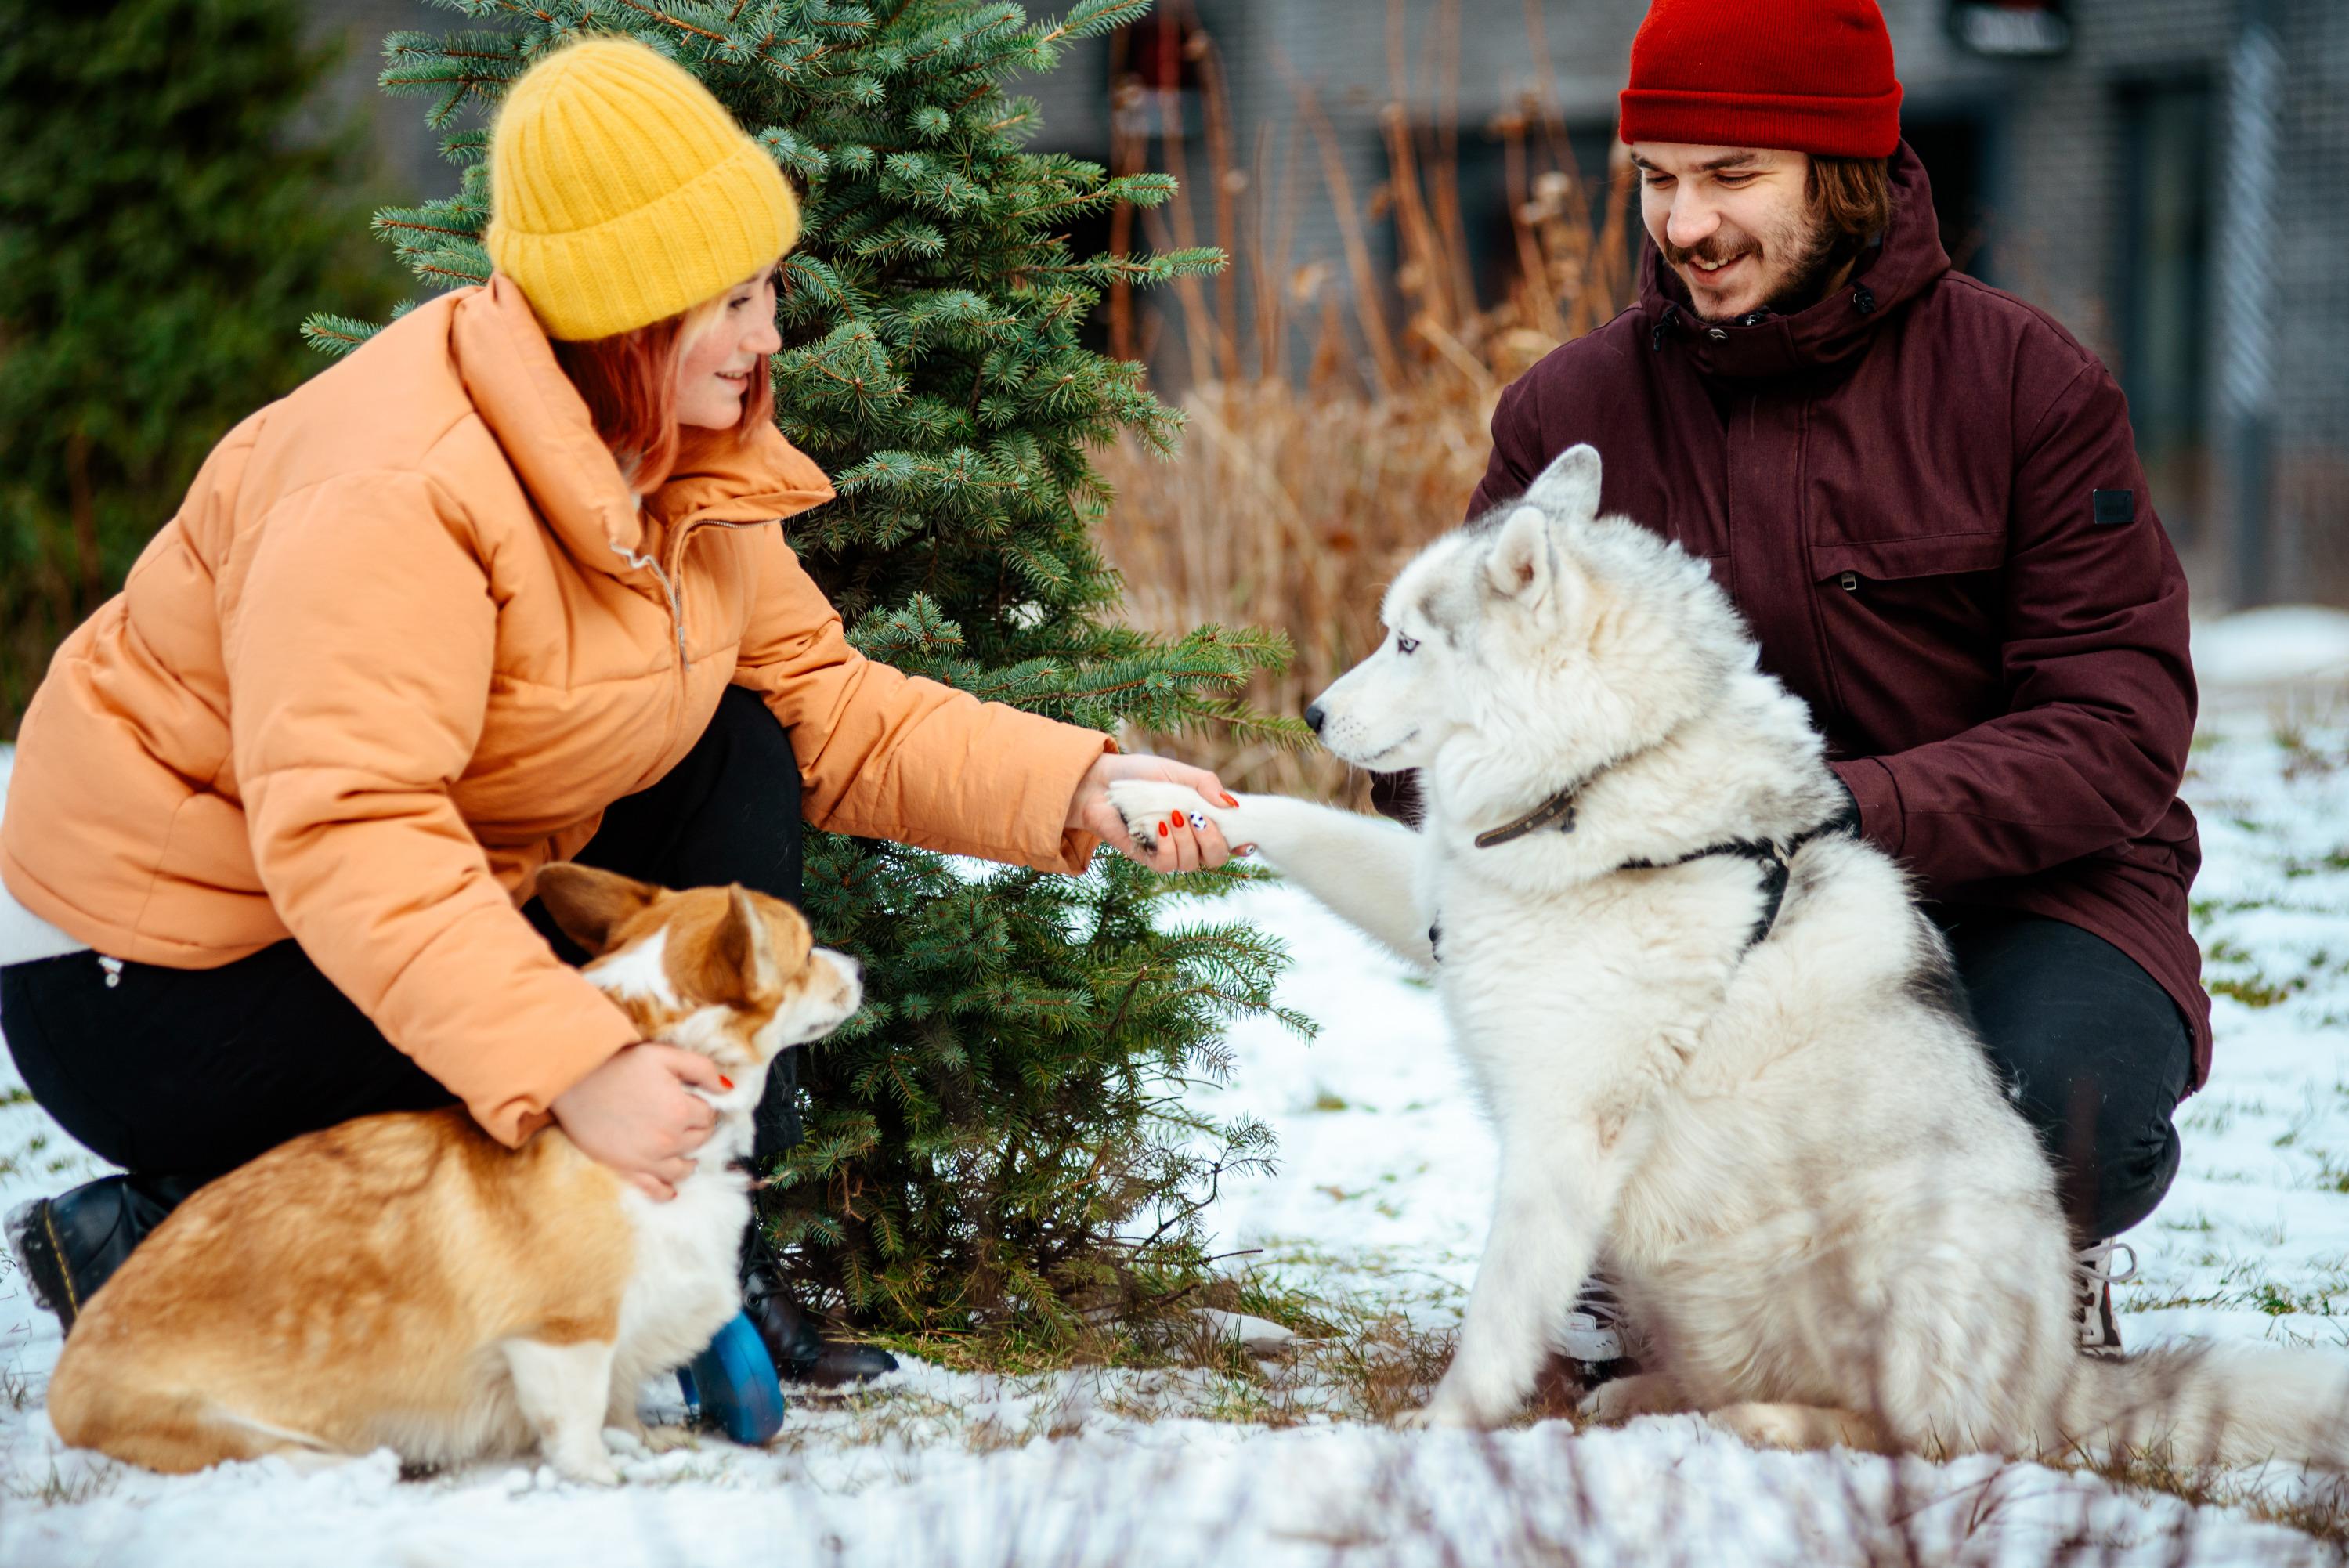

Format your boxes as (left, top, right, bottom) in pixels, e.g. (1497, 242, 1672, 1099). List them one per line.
(315, 0, 2346, 609)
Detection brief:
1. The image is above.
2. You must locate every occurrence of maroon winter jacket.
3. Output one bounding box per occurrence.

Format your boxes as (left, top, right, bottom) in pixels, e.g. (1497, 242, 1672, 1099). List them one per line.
(1405, 143, 2210, 1082)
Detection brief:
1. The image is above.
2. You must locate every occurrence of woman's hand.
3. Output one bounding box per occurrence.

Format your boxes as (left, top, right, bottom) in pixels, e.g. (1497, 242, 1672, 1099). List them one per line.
(550, 1042, 726, 1201)
(1067, 752, 1245, 873)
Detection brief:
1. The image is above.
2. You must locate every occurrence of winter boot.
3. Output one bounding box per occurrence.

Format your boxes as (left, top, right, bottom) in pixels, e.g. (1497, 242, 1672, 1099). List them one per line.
(2074, 1238, 2137, 1354)
(1561, 1273, 1640, 1387)
(742, 1259, 898, 1387)
(4, 1172, 203, 1334)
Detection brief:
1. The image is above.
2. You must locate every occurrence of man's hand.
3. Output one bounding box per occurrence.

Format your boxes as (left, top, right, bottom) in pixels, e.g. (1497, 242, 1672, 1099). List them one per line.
(1067, 752, 1245, 872)
(550, 1042, 725, 1201)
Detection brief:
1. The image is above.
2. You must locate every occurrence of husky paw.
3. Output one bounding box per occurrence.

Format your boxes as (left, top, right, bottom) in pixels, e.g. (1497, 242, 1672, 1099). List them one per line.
(1407, 1364, 1523, 1430)
(1397, 1399, 1486, 1432)
(1104, 780, 1221, 847)
(1579, 1372, 1685, 1425)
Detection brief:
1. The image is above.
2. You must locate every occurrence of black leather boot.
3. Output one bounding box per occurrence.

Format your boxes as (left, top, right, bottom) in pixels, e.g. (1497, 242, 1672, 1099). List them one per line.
(740, 1261, 898, 1387)
(5, 1172, 204, 1333)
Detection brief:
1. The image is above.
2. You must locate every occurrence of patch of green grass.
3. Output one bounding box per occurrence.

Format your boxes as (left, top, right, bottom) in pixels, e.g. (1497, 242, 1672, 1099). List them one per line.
(2213, 973, 2306, 1009)
(2251, 1279, 2325, 1316)
(2, 1459, 116, 1506)
(2311, 1154, 2349, 1194)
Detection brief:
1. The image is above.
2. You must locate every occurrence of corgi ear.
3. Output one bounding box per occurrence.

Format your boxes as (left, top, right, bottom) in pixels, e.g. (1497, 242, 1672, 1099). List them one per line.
(1486, 504, 1555, 605)
(1520, 443, 1603, 524)
(702, 885, 808, 1008)
(534, 864, 662, 956)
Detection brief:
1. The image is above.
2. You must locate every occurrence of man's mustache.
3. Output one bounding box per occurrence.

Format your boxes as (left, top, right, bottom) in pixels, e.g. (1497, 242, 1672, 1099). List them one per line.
(1662, 237, 1750, 269)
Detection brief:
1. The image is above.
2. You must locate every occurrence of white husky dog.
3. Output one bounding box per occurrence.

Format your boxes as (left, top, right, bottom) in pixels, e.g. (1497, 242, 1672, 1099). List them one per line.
(1111, 446, 2349, 1461)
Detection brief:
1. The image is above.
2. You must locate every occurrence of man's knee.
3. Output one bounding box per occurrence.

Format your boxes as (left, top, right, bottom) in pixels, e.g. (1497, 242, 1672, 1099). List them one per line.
(2026, 1081, 2184, 1240)
(1942, 911, 2192, 1240)
(2087, 1107, 2182, 1239)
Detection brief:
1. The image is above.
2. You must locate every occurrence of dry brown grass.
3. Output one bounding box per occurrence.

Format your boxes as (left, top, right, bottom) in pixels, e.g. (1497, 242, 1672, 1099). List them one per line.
(1092, 0, 1635, 800)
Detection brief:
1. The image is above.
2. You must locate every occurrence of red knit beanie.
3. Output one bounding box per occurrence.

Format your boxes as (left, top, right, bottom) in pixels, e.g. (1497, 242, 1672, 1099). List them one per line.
(1618, 0, 1903, 159)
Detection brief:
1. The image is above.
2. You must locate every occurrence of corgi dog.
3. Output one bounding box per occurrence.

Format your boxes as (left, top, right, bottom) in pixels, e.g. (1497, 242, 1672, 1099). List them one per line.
(45, 865, 862, 1483)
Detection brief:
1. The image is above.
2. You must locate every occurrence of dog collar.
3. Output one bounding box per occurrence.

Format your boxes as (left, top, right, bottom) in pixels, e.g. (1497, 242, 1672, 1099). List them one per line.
(1470, 784, 1583, 848)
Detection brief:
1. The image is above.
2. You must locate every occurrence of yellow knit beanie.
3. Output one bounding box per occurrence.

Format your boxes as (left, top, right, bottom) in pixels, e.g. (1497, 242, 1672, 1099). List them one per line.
(486, 37, 800, 341)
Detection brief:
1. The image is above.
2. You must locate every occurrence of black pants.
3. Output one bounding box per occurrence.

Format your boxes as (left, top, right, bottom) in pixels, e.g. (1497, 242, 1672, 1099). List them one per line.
(0, 687, 808, 1187)
(1933, 905, 2193, 1241)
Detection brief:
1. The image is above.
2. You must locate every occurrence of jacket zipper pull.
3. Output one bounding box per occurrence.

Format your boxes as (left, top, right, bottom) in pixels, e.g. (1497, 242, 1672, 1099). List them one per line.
(97, 955, 123, 988)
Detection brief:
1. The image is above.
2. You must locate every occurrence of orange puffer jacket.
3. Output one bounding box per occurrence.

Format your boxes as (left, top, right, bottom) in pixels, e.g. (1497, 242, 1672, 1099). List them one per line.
(1, 276, 1110, 1147)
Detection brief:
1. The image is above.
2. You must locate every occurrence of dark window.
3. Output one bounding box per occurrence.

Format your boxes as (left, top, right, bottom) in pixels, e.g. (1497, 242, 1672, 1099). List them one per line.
(2115, 78, 2214, 542)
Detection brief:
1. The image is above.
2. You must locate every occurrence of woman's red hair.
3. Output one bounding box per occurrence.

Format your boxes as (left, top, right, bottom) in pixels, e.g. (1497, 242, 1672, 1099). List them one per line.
(551, 303, 773, 492)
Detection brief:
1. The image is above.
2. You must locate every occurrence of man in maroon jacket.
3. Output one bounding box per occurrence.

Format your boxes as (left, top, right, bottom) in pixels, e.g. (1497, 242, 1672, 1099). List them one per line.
(1378, 0, 2205, 1352)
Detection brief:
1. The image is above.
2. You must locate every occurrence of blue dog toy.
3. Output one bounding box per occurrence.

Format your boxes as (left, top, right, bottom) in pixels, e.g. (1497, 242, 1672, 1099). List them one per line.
(677, 1310, 786, 1445)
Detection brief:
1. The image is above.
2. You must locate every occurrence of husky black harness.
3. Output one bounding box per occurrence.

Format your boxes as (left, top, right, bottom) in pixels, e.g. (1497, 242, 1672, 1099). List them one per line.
(1426, 779, 1851, 964)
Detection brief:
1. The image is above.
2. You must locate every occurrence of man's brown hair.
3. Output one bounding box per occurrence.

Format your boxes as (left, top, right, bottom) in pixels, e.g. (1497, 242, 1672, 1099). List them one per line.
(1809, 155, 1894, 246)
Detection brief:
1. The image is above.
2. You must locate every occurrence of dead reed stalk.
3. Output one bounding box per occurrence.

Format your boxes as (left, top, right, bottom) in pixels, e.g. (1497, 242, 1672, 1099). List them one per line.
(1093, 0, 1635, 800)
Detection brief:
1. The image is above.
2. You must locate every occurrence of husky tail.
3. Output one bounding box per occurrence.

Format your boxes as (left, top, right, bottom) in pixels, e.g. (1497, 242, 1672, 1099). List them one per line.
(2048, 1344, 2349, 1469)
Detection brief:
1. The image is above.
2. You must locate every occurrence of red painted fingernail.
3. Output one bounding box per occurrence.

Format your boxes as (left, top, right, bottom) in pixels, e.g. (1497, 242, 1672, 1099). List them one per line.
(719, 1075, 735, 1090)
(1220, 793, 1239, 807)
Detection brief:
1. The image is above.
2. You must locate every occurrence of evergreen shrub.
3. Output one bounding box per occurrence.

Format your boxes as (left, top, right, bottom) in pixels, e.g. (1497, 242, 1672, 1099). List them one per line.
(0, 0, 396, 733)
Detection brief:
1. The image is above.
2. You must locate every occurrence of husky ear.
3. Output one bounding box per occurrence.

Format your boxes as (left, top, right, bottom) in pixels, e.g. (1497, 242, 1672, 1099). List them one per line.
(534, 864, 661, 957)
(1486, 504, 1557, 605)
(1520, 443, 1603, 525)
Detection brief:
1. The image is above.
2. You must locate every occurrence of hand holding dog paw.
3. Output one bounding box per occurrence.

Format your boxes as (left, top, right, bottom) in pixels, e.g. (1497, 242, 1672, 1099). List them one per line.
(1068, 753, 1238, 873)
(551, 1042, 725, 1201)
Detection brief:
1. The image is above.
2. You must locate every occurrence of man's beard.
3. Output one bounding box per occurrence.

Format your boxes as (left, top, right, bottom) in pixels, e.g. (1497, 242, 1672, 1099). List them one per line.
(1663, 209, 1855, 323)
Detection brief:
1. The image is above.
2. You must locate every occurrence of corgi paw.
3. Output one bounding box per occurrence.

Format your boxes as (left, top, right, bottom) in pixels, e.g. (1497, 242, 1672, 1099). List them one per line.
(551, 1442, 623, 1486)
(602, 1422, 694, 1459)
(638, 1423, 696, 1454)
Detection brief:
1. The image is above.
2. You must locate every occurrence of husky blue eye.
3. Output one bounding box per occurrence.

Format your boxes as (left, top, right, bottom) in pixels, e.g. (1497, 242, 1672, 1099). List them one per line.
(1396, 634, 1419, 655)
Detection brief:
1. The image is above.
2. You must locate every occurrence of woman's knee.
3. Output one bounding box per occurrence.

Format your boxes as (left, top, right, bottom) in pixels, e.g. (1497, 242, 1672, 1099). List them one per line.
(713, 685, 797, 775)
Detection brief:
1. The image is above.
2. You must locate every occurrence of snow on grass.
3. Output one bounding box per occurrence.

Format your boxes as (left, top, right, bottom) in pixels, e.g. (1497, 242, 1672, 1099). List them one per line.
(2, 702, 2349, 1564)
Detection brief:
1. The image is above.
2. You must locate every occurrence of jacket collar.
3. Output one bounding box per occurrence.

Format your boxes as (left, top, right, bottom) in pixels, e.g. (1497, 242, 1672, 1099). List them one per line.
(450, 276, 834, 578)
(1636, 141, 1950, 382)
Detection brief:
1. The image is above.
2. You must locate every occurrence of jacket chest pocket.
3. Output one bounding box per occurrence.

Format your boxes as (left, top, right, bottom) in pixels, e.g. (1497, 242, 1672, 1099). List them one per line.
(1810, 530, 2006, 593)
(1807, 530, 2009, 743)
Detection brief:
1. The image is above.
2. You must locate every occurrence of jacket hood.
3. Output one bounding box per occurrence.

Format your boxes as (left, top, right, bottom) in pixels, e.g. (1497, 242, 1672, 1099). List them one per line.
(1636, 141, 1950, 381)
(450, 275, 833, 574)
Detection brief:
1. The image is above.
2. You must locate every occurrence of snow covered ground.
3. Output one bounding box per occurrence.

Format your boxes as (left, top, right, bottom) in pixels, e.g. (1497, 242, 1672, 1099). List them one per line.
(4, 641, 2349, 1564)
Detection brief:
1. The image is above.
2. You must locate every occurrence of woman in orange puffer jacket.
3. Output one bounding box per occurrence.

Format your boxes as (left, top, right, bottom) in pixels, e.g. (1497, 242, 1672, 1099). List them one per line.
(0, 38, 1231, 1392)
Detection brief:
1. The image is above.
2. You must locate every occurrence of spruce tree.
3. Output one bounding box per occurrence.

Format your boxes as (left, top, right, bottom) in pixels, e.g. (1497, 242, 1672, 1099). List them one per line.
(313, 0, 1309, 1343)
